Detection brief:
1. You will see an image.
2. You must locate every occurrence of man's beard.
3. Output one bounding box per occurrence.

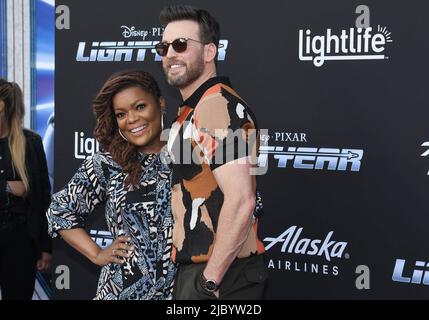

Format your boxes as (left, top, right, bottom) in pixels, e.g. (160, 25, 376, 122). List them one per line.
(164, 55, 204, 88)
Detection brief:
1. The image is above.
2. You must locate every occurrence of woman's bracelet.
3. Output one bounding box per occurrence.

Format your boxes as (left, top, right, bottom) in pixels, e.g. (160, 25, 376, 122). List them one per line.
(5, 182, 12, 193)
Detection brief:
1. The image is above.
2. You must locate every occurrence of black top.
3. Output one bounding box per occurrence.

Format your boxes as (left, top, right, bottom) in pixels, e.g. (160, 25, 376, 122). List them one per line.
(0, 136, 29, 230)
(0, 130, 52, 254)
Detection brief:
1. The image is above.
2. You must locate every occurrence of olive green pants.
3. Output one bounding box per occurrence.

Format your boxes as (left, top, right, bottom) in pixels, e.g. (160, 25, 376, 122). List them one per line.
(173, 254, 268, 300)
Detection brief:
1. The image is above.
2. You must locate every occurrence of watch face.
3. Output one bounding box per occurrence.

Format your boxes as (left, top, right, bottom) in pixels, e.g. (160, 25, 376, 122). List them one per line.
(205, 280, 217, 291)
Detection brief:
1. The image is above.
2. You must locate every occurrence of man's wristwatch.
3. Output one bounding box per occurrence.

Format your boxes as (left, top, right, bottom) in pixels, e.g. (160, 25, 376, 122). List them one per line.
(200, 273, 219, 293)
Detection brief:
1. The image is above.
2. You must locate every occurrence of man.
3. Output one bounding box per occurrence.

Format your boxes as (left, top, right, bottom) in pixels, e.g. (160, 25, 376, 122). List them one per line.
(157, 5, 267, 299)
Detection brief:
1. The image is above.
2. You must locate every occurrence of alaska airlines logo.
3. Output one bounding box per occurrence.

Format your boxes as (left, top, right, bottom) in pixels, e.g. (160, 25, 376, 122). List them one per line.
(263, 226, 349, 262)
(299, 25, 393, 67)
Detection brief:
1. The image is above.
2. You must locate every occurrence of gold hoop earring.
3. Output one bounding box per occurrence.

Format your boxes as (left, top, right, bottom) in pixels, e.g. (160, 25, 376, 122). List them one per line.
(118, 129, 128, 142)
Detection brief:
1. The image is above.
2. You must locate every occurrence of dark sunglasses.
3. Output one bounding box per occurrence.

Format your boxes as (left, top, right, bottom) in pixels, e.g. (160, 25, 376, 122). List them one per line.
(155, 38, 208, 56)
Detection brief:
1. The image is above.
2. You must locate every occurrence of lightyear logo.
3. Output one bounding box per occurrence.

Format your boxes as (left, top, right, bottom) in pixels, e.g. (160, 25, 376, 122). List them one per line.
(76, 39, 229, 62)
(258, 146, 363, 172)
(392, 259, 429, 285)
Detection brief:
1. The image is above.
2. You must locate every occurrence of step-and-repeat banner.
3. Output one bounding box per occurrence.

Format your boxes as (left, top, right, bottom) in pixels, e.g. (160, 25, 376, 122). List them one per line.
(54, 0, 429, 299)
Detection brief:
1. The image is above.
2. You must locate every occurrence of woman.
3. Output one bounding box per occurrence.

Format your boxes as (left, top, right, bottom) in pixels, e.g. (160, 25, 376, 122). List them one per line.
(0, 79, 52, 300)
(47, 70, 175, 300)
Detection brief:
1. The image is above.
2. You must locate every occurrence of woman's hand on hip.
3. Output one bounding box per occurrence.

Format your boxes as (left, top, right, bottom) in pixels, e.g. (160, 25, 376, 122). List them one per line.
(92, 236, 134, 266)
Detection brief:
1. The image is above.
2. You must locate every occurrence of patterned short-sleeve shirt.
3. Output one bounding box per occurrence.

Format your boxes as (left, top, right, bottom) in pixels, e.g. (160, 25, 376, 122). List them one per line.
(167, 77, 265, 264)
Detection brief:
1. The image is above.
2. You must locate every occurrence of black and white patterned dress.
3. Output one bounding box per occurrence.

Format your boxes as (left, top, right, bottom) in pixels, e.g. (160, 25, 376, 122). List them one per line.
(47, 151, 176, 300)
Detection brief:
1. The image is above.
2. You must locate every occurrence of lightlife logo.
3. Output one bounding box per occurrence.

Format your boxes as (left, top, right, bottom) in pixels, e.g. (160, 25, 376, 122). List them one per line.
(263, 226, 349, 276)
(76, 25, 228, 62)
(392, 259, 429, 286)
(74, 131, 99, 160)
(299, 25, 393, 67)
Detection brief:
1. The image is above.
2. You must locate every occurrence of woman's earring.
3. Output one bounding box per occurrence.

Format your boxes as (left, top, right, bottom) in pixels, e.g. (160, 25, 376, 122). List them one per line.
(118, 129, 128, 142)
(161, 113, 165, 131)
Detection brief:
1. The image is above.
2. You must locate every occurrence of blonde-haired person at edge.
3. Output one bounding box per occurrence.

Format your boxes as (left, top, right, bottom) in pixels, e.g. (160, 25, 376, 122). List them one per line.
(46, 70, 176, 300)
(0, 79, 52, 300)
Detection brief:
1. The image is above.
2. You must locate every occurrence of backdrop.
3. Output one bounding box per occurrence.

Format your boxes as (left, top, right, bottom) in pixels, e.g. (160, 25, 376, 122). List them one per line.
(54, 0, 429, 299)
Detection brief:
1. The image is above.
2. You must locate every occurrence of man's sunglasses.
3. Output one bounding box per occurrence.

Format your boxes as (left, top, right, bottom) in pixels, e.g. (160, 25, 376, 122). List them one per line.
(155, 37, 223, 57)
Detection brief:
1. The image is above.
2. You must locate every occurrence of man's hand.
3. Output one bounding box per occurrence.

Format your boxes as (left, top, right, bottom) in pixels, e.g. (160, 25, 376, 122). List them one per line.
(37, 252, 52, 272)
(92, 236, 134, 266)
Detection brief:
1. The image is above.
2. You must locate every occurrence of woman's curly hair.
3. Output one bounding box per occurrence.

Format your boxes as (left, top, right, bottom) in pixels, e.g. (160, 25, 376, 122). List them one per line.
(93, 70, 162, 187)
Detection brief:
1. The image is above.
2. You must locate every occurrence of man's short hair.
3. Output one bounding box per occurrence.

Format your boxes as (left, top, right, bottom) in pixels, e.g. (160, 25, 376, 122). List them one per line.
(159, 5, 220, 49)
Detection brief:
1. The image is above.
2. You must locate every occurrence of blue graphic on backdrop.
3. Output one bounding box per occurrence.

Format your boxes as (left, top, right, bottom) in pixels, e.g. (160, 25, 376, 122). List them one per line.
(33, 0, 55, 301)
(35, 0, 55, 188)
(0, 0, 7, 77)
